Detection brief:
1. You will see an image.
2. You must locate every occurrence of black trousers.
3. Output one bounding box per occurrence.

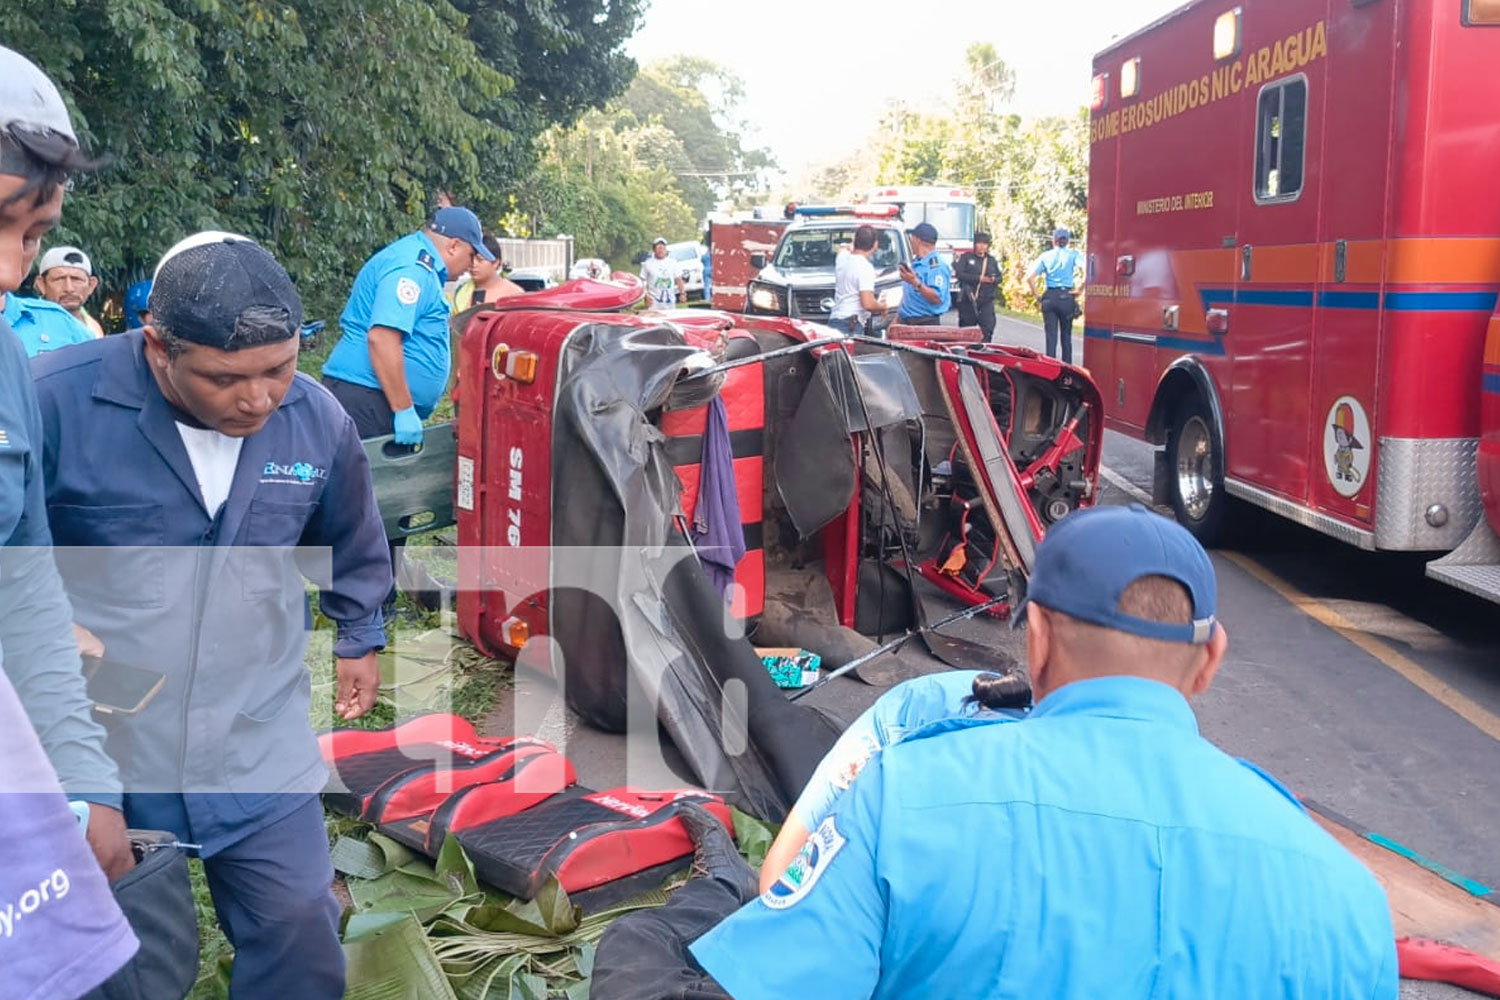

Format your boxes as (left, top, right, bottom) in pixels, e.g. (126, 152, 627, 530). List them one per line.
(322, 376, 394, 438)
(958, 294, 996, 341)
(322, 376, 407, 601)
(1040, 289, 1077, 364)
(896, 314, 942, 326)
(590, 876, 746, 1000)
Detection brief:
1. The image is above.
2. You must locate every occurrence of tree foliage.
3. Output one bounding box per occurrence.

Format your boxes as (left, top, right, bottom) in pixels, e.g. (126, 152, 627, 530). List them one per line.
(501, 108, 696, 265)
(2, 0, 644, 324)
(865, 43, 1088, 310)
(616, 57, 774, 219)
(502, 57, 771, 267)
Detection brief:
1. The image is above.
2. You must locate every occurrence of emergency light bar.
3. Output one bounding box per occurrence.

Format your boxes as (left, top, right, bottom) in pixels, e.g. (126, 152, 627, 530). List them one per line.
(1091, 74, 1109, 111)
(792, 205, 902, 219)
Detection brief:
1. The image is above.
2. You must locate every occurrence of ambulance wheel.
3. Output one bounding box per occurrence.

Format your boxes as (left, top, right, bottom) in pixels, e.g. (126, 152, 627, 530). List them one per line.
(1166, 397, 1229, 545)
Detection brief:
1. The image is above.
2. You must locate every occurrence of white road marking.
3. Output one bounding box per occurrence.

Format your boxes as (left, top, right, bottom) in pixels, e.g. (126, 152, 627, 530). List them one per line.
(1099, 464, 1154, 506)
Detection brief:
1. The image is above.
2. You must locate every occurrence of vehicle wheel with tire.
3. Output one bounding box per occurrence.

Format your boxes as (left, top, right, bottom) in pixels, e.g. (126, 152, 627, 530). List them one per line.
(1165, 397, 1230, 545)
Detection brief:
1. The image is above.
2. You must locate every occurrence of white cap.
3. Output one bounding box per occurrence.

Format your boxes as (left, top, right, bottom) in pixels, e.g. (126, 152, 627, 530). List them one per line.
(0, 46, 79, 175)
(152, 230, 256, 283)
(37, 245, 91, 276)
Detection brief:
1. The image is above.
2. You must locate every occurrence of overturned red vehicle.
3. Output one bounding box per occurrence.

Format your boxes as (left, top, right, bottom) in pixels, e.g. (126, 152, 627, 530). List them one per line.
(440, 282, 1101, 814)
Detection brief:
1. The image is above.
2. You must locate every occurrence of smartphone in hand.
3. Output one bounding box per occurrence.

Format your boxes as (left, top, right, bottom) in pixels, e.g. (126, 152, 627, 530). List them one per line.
(83, 656, 166, 716)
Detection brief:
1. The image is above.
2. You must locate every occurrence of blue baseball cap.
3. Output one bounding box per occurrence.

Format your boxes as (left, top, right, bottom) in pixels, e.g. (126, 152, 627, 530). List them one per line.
(1053, 227, 1072, 241)
(907, 221, 940, 243)
(1013, 504, 1218, 645)
(124, 279, 152, 328)
(430, 206, 495, 261)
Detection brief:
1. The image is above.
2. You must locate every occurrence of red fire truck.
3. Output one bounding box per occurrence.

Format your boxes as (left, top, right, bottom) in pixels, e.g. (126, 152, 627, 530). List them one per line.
(1086, 0, 1500, 602)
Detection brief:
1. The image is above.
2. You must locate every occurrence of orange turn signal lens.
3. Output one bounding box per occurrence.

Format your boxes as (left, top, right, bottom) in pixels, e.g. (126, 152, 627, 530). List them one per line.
(501, 616, 529, 649)
(506, 350, 539, 384)
(490, 344, 538, 384)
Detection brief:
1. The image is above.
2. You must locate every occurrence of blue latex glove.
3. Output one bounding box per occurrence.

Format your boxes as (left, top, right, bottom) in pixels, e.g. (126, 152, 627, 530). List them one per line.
(392, 406, 424, 446)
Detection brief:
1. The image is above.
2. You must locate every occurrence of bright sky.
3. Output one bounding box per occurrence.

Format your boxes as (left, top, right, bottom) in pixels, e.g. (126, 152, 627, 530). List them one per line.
(627, 0, 1186, 179)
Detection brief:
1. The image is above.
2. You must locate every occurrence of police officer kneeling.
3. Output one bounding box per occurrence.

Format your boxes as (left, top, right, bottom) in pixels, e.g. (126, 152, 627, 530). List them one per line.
(594, 505, 1398, 1000)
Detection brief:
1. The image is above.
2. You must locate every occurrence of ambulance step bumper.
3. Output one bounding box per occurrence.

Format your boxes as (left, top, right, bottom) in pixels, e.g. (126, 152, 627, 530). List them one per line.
(1425, 518, 1500, 604)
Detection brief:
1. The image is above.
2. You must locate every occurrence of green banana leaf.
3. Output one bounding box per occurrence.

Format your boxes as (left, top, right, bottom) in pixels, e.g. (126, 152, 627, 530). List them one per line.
(343, 912, 458, 1000)
(730, 806, 778, 869)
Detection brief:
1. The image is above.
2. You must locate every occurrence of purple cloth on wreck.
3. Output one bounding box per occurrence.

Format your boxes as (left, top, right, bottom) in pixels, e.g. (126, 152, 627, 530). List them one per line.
(692, 395, 746, 598)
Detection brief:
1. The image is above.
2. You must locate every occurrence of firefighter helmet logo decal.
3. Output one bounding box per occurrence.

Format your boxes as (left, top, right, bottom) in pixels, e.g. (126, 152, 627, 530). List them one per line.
(1323, 396, 1370, 498)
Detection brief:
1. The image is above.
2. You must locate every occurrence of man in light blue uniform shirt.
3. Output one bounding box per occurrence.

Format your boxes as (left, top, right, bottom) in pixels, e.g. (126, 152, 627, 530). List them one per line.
(689, 505, 1397, 1000)
(1031, 225, 1083, 364)
(322, 205, 493, 447)
(757, 668, 1027, 892)
(3, 288, 92, 357)
(895, 220, 951, 325)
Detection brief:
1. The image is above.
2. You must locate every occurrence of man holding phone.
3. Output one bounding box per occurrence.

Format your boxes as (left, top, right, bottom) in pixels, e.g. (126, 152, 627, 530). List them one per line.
(33, 232, 393, 998)
(896, 221, 951, 327)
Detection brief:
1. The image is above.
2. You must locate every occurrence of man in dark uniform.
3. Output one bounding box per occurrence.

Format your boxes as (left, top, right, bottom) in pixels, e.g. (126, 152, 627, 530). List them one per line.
(33, 231, 393, 998)
(954, 231, 1000, 341)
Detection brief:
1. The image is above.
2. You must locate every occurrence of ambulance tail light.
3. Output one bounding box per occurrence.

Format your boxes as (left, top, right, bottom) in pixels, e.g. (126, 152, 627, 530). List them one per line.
(1214, 9, 1243, 60)
(1206, 308, 1231, 335)
(1091, 74, 1109, 111)
(501, 616, 530, 649)
(1465, 0, 1500, 24)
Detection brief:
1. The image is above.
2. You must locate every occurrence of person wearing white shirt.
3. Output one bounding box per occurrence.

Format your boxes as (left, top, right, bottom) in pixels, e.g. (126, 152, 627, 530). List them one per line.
(640, 237, 685, 309)
(828, 225, 888, 334)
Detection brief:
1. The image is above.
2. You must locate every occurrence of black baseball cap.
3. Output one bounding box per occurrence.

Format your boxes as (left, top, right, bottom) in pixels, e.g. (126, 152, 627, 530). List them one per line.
(149, 231, 302, 349)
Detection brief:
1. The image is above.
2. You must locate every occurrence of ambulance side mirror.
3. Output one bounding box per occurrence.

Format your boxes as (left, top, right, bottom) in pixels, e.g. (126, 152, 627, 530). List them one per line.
(750, 253, 766, 270)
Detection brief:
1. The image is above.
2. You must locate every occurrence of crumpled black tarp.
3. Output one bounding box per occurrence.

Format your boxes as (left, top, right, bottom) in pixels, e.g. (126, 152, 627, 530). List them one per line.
(773, 350, 925, 540)
(548, 322, 837, 820)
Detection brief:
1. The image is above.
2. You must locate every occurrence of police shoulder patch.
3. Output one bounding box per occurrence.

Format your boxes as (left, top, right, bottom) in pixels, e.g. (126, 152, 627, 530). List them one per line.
(760, 815, 846, 910)
(396, 276, 422, 306)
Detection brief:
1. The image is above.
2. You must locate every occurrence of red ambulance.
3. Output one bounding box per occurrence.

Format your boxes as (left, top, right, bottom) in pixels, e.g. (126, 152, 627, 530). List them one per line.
(1086, 0, 1500, 602)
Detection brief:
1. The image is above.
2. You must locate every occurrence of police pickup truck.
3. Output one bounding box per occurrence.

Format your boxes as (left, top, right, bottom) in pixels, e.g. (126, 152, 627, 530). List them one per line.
(744, 206, 910, 331)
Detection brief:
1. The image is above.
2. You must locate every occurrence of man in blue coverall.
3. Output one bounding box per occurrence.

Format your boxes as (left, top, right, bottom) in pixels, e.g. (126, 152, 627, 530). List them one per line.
(321, 205, 493, 448)
(593, 505, 1398, 1000)
(0, 43, 140, 999)
(32, 231, 394, 998)
(894, 220, 951, 326)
